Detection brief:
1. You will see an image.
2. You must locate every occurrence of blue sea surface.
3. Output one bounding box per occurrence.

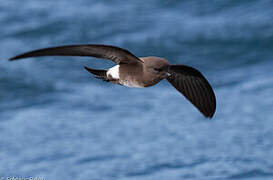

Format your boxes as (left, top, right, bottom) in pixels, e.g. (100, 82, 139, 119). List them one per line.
(1, 1, 273, 179)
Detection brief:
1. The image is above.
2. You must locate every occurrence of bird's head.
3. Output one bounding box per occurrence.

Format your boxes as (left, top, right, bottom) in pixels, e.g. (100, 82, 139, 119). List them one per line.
(141, 56, 170, 78)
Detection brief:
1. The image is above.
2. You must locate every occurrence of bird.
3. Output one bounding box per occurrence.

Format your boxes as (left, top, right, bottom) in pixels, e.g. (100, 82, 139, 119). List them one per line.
(9, 44, 216, 118)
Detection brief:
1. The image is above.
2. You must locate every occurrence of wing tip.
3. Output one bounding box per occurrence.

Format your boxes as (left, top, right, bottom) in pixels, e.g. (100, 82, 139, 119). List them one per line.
(9, 56, 17, 61)
(204, 102, 216, 118)
(9, 54, 28, 61)
(205, 110, 215, 118)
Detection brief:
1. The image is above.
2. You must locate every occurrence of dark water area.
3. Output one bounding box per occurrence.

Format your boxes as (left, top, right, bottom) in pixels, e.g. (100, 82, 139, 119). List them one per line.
(1, 1, 273, 179)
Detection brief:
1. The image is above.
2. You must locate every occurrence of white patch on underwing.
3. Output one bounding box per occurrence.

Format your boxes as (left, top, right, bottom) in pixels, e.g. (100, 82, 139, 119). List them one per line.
(107, 65, 120, 79)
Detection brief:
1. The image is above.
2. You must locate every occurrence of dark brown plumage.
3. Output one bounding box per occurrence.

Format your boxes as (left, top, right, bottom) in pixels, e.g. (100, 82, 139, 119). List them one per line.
(9, 44, 143, 64)
(166, 65, 216, 118)
(9, 44, 216, 118)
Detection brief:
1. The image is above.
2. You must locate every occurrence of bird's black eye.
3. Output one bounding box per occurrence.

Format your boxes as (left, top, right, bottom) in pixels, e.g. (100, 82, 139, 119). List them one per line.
(154, 68, 163, 72)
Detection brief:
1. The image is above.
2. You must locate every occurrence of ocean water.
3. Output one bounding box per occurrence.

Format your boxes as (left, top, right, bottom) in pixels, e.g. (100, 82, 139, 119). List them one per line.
(1, 0, 273, 179)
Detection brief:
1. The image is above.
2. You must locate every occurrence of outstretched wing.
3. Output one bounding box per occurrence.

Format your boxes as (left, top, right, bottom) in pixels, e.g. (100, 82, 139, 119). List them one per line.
(166, 65, 216, 118)
(9, 44, 143, 64)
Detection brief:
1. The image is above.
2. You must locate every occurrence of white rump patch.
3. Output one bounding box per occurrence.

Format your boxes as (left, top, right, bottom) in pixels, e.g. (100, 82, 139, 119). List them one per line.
(107, 65, 144, 88)
(107, 65, 120, 79)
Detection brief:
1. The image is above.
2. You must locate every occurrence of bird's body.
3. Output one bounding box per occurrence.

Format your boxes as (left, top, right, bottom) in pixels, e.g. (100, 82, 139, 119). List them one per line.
(105, 57, 169, 88)
(9, 44, 216, 118)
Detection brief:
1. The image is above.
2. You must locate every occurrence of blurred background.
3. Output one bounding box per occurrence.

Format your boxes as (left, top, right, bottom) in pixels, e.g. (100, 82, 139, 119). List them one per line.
(1, 0, 273, 179)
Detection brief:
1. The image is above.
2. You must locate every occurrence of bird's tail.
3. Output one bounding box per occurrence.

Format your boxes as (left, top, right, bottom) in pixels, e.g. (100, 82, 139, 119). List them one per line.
(84, 66, 109, 82)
